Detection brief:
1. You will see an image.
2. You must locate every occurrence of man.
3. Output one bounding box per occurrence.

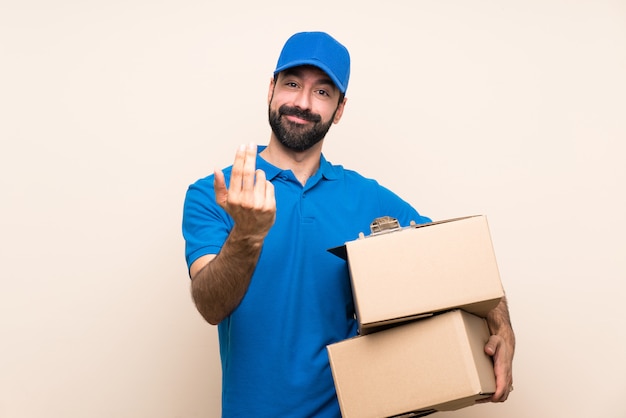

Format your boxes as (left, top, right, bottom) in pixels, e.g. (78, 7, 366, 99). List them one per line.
(183, 31, 515, 417)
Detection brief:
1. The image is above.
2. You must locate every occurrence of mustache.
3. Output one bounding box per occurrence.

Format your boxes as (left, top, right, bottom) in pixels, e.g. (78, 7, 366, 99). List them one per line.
(278, 105, 322, 123)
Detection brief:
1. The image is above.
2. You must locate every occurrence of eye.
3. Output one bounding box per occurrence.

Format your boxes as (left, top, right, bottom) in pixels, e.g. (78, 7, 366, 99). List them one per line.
(285, 81, 299, 88)
(316, 89, 330, 97)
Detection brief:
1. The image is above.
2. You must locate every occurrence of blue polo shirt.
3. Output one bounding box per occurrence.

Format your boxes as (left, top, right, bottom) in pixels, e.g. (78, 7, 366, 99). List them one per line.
(182, 147, 431, 417)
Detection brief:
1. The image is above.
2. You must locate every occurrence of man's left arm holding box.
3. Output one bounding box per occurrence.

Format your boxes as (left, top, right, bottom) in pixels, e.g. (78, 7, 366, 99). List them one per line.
(482, 295, 516, 403)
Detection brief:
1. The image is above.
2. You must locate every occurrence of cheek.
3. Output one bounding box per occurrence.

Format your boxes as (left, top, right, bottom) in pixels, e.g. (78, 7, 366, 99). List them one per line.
(327, 106, 342, 124)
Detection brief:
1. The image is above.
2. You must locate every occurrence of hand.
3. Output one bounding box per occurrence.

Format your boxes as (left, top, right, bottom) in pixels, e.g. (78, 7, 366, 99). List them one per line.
(214, 143, 276, 239)
(480, 333, 515, 403)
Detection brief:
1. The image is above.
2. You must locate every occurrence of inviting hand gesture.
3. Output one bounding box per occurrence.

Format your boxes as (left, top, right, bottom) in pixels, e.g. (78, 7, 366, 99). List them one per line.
(214, 143, 276, 240)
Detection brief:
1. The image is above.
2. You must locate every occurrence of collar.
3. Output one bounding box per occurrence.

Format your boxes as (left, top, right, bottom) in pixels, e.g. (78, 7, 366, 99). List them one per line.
(256, 145, 339, 182)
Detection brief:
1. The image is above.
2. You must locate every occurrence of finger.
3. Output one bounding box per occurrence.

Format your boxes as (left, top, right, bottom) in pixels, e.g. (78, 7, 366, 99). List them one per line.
(481, 335, 513, 403)
(265, 178, 276, 211)
(492, 382, 508, 402)
(476, 380, 513, 404)
(491, 360, 513, 402)
(254, 169, 268, 206)
(264, 178, 277, 227)
(229, 144, 248, 193)
(214, 168, 228, 208)
(241, 143, 258, 193)
(484, 335, 498, 357)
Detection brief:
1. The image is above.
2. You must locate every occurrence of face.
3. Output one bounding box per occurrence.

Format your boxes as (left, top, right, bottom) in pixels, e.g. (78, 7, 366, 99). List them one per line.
(268, 65, 345, 152)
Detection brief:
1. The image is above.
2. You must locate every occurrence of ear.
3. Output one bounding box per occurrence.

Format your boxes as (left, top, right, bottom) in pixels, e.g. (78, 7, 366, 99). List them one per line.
(268, 77, 276, 105)
(333, 97, 348, 124)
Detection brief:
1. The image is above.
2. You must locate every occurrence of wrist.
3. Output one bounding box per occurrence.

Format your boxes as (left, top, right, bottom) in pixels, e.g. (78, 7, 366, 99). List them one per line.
(228, 225, 267, 249)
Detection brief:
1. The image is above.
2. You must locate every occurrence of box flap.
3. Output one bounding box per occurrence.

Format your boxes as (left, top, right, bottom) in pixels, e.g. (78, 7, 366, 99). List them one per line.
(326, 215, 481, 260)
(327, 244, 348, 260)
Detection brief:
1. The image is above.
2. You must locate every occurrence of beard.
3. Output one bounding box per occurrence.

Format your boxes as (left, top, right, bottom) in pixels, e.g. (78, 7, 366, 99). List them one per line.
(268, 104, 336, 152)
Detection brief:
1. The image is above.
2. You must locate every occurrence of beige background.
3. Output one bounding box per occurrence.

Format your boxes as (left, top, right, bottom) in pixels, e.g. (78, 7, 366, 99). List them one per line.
(1, 1, 625, 417)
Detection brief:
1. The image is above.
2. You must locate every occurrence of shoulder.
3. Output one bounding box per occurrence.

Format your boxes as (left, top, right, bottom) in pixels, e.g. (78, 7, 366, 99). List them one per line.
(323, 160, 432, 225)
(324, 161, 405, 205)
(323, 160, 381, 188)
(186, 163, 235, 197)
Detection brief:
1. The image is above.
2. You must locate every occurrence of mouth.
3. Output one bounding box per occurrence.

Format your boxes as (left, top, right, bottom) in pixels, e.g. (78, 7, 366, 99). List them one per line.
(279, 105, 321, 124)
(284, 114, 313, 125)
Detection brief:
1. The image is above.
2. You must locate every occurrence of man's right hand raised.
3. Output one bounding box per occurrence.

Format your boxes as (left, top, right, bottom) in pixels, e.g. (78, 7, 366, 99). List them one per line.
(214, 143, 276, 240)
(190, 143, 276, 325)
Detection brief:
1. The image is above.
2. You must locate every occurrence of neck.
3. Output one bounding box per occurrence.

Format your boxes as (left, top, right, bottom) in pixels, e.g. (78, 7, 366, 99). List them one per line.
(260, 137, 323, 186)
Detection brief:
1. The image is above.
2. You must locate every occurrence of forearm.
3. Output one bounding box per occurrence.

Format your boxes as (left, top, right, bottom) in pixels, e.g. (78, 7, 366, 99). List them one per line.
(487, 296, 516, 350)
(191, 227, 264, 325)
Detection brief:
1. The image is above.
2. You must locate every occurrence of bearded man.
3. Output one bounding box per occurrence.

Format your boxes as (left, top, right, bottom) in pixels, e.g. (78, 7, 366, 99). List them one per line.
(182, 31, 515, 417)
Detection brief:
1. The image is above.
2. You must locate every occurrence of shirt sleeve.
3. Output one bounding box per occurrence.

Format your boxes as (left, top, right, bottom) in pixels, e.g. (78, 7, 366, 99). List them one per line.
(182, 175, 234, 271)
(374, 182, 432, 227)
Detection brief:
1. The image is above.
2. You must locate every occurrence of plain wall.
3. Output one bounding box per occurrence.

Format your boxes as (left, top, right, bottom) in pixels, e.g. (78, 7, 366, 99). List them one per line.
(1, 1, 625, 417)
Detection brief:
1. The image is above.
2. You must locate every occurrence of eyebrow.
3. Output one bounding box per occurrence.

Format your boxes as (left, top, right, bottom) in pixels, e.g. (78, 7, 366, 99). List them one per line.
(281, 67, 336, 89)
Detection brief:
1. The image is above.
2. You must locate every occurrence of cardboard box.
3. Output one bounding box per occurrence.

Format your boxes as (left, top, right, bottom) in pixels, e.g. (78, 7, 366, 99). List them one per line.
(327, 309, 495, 418)
(329, 215, 504, 334)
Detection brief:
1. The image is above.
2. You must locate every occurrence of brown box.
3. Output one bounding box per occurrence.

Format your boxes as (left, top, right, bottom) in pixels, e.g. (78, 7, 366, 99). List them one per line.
(327, 309, 495, 418)
(329, 215, 504, 334)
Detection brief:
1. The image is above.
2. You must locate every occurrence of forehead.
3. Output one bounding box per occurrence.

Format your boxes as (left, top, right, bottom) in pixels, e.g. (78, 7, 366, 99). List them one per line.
(278, 65, 336, 88)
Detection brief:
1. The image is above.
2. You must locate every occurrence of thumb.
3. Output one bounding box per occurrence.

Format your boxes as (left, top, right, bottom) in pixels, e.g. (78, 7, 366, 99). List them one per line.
(484, 335, 499, 357)
(214, 168, 228, 208)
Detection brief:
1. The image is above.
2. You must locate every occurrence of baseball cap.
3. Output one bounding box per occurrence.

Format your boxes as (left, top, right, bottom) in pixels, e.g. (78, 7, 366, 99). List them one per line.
(274, 31, 350, 94)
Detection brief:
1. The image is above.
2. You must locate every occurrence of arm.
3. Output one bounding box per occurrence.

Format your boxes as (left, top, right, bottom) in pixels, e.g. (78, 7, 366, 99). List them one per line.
(482, 295, 516, 403)
(190, 143, 276, 325)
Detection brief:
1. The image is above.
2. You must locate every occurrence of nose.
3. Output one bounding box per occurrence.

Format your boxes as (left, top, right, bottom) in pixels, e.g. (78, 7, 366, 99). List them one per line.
(292, 88, 312, 111)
